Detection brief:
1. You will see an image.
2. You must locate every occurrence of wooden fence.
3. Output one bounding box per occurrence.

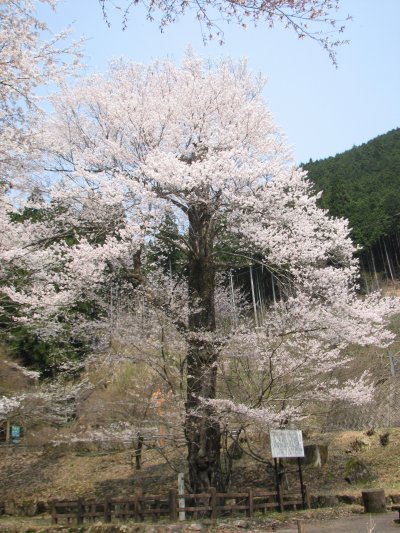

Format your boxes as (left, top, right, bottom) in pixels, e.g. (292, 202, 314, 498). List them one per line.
(51, 485, 311, 525)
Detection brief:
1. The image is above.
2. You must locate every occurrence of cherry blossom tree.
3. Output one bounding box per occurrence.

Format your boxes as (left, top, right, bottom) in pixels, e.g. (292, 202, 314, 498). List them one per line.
(99, 0, 350, 64)
(0, 379, 91, 430)
(0, 0, 81, 188)
(0, 0, 82, 368)
(2, 55, 399, 491)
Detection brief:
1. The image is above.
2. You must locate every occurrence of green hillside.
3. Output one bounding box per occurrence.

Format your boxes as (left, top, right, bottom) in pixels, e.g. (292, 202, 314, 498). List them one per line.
(303, 128, 400, 282)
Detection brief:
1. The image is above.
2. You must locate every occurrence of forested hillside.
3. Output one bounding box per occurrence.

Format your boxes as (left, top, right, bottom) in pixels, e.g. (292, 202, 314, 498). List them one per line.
(303, 128, 400, 288)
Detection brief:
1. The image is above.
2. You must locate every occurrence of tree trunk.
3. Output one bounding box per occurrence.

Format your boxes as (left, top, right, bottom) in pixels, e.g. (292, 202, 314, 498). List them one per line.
(185, 205, 223, 492)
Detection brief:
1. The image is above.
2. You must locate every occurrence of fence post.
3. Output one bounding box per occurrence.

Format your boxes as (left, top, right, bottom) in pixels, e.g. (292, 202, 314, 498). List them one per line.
(304, 484, 311, 509)
(297, 519, 305, 533)
(76, 497, 84, 525)
(169, 489, 177, 521)
(153, 497, 160, 523)
(134, 492, 139, 521)
(210, 487, 217, 520)
(51, 500, 58, 524)
(104, 497, 111, 523)
(136, 489, 144, 522)
(278, 483, 284, 512)
(247, 487, 254, 518)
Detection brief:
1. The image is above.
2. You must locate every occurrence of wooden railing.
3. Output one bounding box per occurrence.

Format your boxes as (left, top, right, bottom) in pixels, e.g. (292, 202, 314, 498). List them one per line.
(51, 485, 310, 525)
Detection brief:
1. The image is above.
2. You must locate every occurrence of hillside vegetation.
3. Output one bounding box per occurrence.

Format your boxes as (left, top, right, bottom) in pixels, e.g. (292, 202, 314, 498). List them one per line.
(304, 128, 400, 285)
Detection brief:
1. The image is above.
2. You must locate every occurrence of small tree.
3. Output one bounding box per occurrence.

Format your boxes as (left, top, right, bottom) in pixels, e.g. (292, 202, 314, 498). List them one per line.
(1, 55, 399, 491)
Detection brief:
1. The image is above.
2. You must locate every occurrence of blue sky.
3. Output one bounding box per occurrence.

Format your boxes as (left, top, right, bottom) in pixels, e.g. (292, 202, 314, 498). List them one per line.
(40, 0, 400, 164)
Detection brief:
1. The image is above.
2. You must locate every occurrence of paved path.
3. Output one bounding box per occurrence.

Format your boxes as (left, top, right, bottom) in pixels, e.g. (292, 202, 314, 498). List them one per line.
(0, 512, 399, 532)
(280, 511, 400, 533)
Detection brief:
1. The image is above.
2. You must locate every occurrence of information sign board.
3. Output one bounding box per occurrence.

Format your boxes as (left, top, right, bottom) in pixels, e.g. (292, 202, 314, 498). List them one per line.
(270, 429, 304, 458)
(11, 424, 21, 443)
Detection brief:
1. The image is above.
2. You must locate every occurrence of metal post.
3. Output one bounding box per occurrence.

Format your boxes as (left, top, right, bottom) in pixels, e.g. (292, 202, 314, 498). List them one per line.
(297, 457, 306, 509)
(178, 472, 185, 521)
(274, 458, 282, 512)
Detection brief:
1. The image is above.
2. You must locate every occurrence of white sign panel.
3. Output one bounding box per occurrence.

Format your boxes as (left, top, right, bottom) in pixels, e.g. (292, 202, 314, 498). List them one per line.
(270, 430, 304, 458)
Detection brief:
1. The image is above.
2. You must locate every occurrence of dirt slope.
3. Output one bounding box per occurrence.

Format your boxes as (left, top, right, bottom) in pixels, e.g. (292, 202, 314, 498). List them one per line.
(1, 427, 399, 502)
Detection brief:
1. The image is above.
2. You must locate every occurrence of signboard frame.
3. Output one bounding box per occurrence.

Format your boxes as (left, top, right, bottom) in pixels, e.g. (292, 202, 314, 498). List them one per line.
(270, 429, 304, 459)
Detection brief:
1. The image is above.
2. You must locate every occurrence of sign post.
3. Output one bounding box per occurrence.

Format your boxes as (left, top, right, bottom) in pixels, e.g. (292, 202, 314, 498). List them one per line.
(270, 430, 306, 510)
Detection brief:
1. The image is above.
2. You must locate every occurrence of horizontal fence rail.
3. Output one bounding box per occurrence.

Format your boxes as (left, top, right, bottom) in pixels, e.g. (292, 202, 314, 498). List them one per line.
(51, 485, 310, 525)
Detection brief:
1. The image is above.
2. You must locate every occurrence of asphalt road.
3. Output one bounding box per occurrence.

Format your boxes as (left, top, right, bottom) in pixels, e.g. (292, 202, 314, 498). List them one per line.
(280, 511, 400, 533)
